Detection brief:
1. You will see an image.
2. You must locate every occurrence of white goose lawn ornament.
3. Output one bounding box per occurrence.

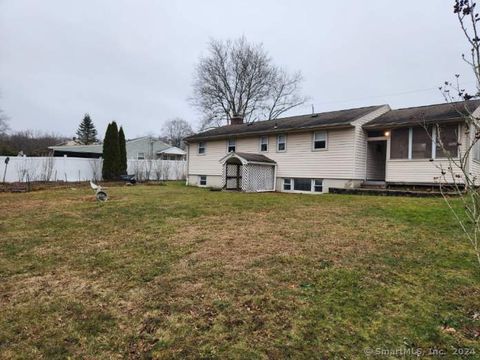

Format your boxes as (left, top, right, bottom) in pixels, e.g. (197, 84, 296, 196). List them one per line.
(90, 181, 108, 202)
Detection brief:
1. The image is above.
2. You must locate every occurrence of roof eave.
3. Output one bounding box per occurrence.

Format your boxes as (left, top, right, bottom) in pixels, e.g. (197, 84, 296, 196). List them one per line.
(363, 117, 467, 130)
(185, 123, 354, 142)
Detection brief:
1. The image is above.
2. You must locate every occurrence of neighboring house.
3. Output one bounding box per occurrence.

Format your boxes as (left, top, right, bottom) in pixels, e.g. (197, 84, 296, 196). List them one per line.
(184, 100, 480, 193)
(49, 136, 186, 160)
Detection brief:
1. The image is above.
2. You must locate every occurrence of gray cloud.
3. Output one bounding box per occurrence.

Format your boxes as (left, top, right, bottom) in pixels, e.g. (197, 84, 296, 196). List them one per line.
(0, 0, 472, 138)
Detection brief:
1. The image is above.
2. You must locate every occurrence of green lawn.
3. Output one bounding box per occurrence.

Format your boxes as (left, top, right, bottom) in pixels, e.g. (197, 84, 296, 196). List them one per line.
(0, 182, 479, 359)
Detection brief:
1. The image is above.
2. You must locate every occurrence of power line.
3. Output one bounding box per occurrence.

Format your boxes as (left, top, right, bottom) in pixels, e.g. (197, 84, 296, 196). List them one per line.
(314, 81, 478, 106)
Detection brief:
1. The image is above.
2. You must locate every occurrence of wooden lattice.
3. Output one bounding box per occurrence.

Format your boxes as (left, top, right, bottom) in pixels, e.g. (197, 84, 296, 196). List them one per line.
(223, 161, 274, 192)
(244, 164, 275, 192)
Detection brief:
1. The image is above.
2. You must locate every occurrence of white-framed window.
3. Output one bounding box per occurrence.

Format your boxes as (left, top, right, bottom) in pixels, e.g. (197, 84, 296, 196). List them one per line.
(137, 152, 145, 160)
(227, 138, 236, 152)
(283, 178, 323, 193)
(198, 175, 207, 186)
(313, 131, 327, 150)
(260, 136, 268, 152)
(277, 134, 286, 152)
(313, 179, 323, 192)
(390, 125, 459, 160)
(198, 142, 206, 155)
(293, 178, 311, 191)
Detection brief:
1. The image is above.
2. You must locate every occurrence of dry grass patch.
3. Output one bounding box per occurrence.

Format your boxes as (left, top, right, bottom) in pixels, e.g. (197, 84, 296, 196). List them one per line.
(0, 183, 479, 358)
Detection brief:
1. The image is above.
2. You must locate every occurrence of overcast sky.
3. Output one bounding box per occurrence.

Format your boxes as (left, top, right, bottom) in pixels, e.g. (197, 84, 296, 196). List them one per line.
(0, 0, 474, 138)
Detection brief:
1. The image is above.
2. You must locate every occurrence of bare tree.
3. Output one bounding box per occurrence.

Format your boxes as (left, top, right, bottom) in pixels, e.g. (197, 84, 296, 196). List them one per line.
(161, 118, 193, 149)
(39, 155, 55, 182)
(153, 159, 164, 181)
(0, 108, 9, 135)
(434, 0, 480, 268)
(89, 158, 102, 182)
(162, 160, 171, 180)
(265, 69, 306, 120)
(132, 160, 145, 182)
(0, 130, 67, 156)
(144, 156, 153, 181)
(192, 37, 308, 129)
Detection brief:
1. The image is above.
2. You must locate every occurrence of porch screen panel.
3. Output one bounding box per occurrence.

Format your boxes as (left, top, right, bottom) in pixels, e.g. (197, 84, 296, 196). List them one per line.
(412, 126, 432, 159)
(390, 128, 409, 159)
(436, 124, 459, 158)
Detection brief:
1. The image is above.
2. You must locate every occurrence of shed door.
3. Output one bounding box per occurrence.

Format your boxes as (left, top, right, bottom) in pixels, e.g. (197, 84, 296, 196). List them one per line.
(226, 163, 242, 190)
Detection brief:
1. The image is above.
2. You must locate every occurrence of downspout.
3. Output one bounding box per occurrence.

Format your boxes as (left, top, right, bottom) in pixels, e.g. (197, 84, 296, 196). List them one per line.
(185, 142, 190, 185)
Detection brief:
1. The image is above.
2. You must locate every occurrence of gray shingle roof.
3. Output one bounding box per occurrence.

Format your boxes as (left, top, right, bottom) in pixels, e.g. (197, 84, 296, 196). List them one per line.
(363, 100, 480, 129)
(185, 105, 386, 141)
(234, 152, 276, 164)
(48, 144, 103, 153)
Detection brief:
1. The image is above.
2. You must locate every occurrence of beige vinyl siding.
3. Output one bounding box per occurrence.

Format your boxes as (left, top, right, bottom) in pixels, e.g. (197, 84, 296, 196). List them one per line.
(468, 107, 480, 183)
(188, 128, 358, 179)
(188, 140, 225, 176)
(470, 159, 480, 183)
(351, 105, 390, 179)
(235, 129, 356, 179)
(386, 159, 459, 183)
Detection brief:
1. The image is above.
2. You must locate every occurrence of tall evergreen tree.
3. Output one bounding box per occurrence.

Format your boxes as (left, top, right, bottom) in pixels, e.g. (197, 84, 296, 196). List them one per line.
(102, 121, 120, 180)
(118, 126, 127, 175)
(76, 114, 98, 144)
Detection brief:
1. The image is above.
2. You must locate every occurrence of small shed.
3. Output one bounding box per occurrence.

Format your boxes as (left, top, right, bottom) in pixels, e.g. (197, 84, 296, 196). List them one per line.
(219, 152, 276, 192)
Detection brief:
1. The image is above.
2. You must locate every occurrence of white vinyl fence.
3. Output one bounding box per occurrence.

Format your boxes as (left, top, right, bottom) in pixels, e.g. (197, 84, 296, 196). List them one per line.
(0, 156, 186, 183)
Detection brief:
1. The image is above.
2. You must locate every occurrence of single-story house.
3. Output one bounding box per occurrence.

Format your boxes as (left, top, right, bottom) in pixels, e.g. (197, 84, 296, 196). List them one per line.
(49, 136, 186, 160)
(183, 100, 480, 193)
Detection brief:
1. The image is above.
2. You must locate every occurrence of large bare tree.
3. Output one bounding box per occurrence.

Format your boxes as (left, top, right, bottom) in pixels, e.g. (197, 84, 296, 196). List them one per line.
(161, 118, 193, 149)
(192, 37, 307, 129)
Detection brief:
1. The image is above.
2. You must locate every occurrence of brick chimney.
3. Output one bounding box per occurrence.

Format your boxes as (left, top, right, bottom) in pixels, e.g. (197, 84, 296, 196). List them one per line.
(230, 115, 244, 125)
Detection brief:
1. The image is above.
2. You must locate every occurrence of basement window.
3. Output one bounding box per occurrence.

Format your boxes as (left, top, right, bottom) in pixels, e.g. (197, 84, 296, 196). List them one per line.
(293, 178, 312, 192)
(313, 179, 323, 192)
(199, 175, 207, 186)
(283, 178, 291, 191)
